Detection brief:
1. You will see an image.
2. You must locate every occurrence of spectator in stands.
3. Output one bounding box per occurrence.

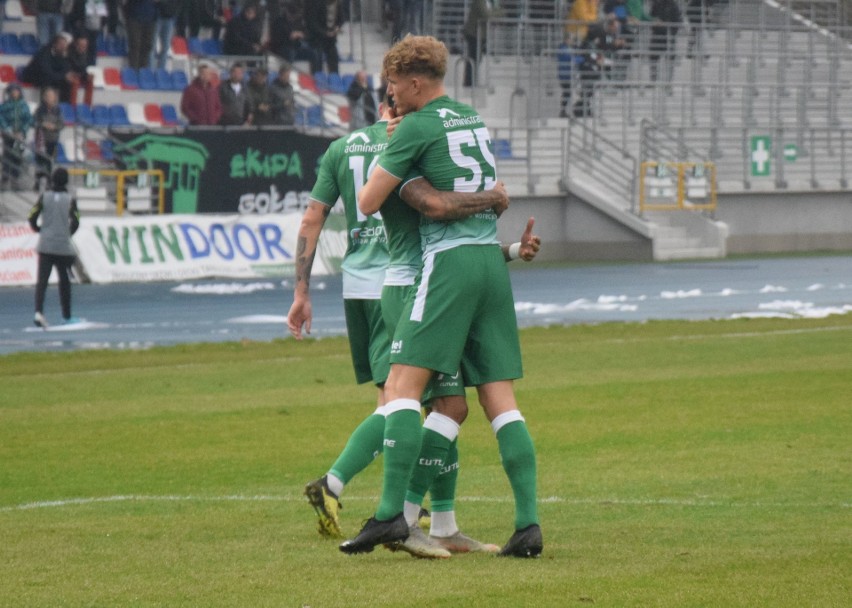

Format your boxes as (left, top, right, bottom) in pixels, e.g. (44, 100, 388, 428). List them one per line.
(686, 0, 711, 59)
(599, 3, 631, 80)
(649, 0, 682, 83)
(218, 62, 252, 125)
(150, 0, 179, 70)
(269, 63, 296, 126)
(246, 67, 276, 125)
(29, 168, 81, 329)
(67, 0, 107, 67)
(223, 1, 264, 57)
(565, 0, 600, 43)
(21, 34, 78, 104)
(573, 17, 626, 117)
(403, 0, 424, 36)
(36, 0, 69, 46)
(346, 70, 376, 130)
(462, 0, 501, 87)
(269, 0, 321, 74)
(67, 34, 94, 106)
(33, 87, 63, 192)
(305, 0, 343, 74)
(126, 0, 159, 69)
(180, 62, 222, 125)
(556, 33, 583, 118)
(177, 0, 227, 40)
(1, 84, 33, 190)
(385, 0, 403, 42)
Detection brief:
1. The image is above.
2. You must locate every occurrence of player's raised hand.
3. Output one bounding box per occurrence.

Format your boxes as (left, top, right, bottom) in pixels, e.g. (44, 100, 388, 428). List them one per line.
(519, 217, 541, 261)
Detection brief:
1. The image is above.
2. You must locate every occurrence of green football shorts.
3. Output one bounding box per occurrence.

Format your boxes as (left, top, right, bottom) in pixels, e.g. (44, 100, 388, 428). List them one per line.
(343, 298, 390, 386)
(389, 244, 523, 385)
(382, 283, 465, 401)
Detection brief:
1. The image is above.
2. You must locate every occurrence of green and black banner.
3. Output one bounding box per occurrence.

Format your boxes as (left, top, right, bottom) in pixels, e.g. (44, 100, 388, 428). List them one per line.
(111, 129, 334, 214)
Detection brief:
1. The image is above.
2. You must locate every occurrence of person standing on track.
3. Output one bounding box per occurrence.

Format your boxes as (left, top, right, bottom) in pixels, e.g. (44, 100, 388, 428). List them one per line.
(28, 167, 80, 328)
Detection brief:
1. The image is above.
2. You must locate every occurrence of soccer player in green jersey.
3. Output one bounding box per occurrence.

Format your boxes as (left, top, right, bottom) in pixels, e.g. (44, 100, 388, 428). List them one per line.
(341, 35, 543, 558)
(288, 101, 508, 556)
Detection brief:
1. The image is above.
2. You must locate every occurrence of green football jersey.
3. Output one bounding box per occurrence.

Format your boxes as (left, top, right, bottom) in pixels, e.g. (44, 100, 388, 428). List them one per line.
(378, 95, 500, 256)
(310, 121, 390, 299)
(380, 182, 422, 286)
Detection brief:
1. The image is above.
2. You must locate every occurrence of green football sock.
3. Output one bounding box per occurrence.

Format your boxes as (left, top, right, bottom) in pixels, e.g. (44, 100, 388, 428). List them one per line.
(497, 420, 539, 530)
(328, 412, 385, 486)
(376, 406, 422, 521)
(405, 428, 453, 507)
(428, 438, 459, 513)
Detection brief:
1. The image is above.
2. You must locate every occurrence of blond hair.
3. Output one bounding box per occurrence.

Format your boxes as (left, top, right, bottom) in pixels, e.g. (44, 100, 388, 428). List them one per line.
(382, 35, 448, 81)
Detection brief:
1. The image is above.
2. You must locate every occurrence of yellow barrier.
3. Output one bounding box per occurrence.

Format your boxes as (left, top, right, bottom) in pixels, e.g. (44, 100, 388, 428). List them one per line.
(639, 161, 717, 214)
(67, 169, 166, 216)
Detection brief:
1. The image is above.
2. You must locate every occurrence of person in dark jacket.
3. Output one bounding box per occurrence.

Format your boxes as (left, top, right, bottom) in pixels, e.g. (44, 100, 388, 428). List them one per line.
(67, 35, 94, 106)
(269, 63, 296, 126)
(345, 70, 376, 130)
(269, 0, 320, 74)
(0, 83, 34, 189)
(33, 86, 64, 191)
(180, 63, 222, 125)
(21, 34, 77, 103)
(150, 0, 179, 70)
(29, 167, 81, 328)
(125, 0, 158, 69)
(222, 1, 263, 57)
(649, 0, 682, 82)
(246, 67, 275, 125)
(218, 62, 251, 125)
(305, 0, 342, 74)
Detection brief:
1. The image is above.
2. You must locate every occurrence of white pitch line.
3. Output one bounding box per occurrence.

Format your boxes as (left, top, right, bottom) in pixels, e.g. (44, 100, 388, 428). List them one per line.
(1, 494, 848, 513)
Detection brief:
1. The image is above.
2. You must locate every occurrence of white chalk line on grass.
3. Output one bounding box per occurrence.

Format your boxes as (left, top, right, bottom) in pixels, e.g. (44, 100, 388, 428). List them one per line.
(1, 494, 848, 513)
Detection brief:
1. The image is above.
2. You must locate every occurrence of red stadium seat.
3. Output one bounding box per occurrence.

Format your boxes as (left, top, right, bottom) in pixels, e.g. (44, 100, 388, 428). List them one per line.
(143, 103, 163, 126)
(298, 72, 319, 93)
(0, 64, 16, 84)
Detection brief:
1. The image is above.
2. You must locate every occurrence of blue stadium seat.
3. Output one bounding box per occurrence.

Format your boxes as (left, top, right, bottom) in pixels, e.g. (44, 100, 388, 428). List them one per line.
(105, 36, 127, 56)
(201, 38, 221, 55)
(92, 104, 111, 126)
(59, 102, 76, 125)
(155, 68, 171, 90)
(341, 73, 355, 91)
(328, 72, 345, 94)
(108, 104, 131, 126)
(160, 103, 181, 126)
(75, 104, 94, 125)
(313, 72, 329, 92)
(306, 105, 323, 127)
(171, 70, 188, 90)
(188, 37, 204, 56)
(0, 33, 23, 55)
(19, 33, 39, 55)
(55, 142, 69, 164)
(138, 68, 158, 90)
(100, 139, 114, 161)
(493, 139, 513, 159)
(120, 67, 139, 89)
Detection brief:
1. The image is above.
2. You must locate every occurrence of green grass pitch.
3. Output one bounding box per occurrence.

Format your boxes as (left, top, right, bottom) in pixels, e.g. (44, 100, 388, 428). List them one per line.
(1, 316, 850, 607)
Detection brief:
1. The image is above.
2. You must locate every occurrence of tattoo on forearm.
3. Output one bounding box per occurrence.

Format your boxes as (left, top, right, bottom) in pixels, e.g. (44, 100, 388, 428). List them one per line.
(295, 236, 316, 288)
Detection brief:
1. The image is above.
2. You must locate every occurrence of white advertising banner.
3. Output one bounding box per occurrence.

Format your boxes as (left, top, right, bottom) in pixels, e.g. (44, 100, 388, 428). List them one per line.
(0, 214, 347, 285)
(0, 223, 39, 287)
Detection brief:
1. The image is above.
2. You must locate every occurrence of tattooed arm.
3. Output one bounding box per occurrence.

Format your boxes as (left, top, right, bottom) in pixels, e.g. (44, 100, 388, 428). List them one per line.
(400, 178, 509, 220)
(287, 201, 331, 340)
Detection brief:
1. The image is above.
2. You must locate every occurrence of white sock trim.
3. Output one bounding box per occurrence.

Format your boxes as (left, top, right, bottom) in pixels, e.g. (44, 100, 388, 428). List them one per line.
(384, 398, 421, 415)
(325, 473, 344, 497)
(423, 412, 460, 442)
(430, 510, 459, 538)
(491, 410, 525, 434)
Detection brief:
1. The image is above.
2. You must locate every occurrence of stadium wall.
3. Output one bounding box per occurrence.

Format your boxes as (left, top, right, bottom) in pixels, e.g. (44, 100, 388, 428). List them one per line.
(497, 191, 852, 262)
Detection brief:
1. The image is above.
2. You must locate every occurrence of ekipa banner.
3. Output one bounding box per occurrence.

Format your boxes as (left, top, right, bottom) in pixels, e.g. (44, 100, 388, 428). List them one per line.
(0, 223, 40, 287)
